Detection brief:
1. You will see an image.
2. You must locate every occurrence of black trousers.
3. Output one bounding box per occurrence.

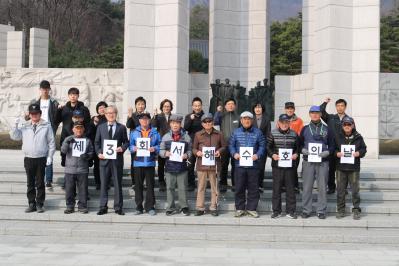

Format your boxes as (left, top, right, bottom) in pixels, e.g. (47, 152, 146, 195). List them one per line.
(93, 156, 101, 186)
(272, 167, 296, 214)
(130, 154, 135, 186)
(187, 154, 197, 187)
(157, 156, 166, 184)
(134, 167, 156, 212)
(234, 167, 259, 211)
(24, 157, 46, 206)
(258, 156, 267, 188)
(294, 154, 301, 189)
(220, 150, 235, 186)
(65, 173, 88, 209)
(328, 156, 337, 190)
(99, 163, 123, 211)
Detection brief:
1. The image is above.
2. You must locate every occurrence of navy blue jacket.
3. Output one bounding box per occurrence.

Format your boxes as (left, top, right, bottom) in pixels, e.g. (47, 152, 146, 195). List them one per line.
(229, 126, 266, 169)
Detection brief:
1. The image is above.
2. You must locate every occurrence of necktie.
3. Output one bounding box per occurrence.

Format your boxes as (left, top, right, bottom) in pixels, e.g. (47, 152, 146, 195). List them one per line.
(108, 124, 113, 139)
(33, 124, 37, 133)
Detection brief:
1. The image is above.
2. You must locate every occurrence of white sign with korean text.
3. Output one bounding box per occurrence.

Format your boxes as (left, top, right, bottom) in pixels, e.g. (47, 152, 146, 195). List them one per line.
(103, 139, 117, 160)
(72, 138, 86, 157)
(278, 148, 293, 168)
(136, 137, 151, 157)
(239, 147, 253, 167)
(340, 145, 355, 164)
(308, 143, 322, 163)
(202, 147, 215, 166)
(170, 142, 185, 162)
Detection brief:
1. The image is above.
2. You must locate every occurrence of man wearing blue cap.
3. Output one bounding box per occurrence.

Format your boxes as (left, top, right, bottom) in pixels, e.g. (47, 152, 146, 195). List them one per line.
(334, 116, 367, 220)
(299, 105, 334, 219)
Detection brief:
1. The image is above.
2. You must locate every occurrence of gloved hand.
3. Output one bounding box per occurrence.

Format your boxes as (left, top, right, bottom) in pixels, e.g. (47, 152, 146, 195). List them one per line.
(319, 150, 330, 158)
(15, 117, 21, 128)
(46, 157, 52, 166)
(301, 148, 309, 155)
(80, 153, 90, 160)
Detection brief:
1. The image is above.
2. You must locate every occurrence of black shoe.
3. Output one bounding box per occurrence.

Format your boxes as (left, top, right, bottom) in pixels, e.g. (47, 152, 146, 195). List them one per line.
(159, 182, 166, 192)
(97, 208, 108, 215)
(115, 210, 125, 216)
(301, 212, 310, 219)
(219, 184, 227, 193)
(25, 204, 36, 213)
(210, 210, 218, 216)
(259, 187, 264, 193)
(78, 208, 89, 214)
(166, 209, 177, 216)
(317, 213, 326, 219)
(271, 212, 281, 219)
(181, 207, 190, 216)
(36, 205, 45, 213)
(327, 188, 335, 194)
(195, 210, 205, 216)
(294, 187, 300, 194)
(187, 184, 195, 192)
(45, 182, 53, 189)
(64, 208, 74, 214)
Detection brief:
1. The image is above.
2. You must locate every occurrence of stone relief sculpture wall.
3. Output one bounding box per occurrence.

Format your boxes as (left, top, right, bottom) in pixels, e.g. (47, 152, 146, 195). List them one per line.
(380, 73, 399, 139)
(0, 68, 124, 131)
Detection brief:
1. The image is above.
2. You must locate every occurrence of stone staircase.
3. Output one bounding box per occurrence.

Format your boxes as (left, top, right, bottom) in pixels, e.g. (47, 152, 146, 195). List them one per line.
(0, 151, 399, 244)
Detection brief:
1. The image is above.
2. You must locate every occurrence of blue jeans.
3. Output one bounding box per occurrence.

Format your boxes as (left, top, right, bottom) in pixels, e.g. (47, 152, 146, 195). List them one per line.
(45, 164, 53, 183)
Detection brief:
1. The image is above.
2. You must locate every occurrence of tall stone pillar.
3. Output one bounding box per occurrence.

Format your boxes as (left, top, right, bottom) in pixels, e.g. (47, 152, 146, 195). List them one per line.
(29, 28, 49, 68)
(209, 0, 270, 89)
(124, 0, 189, 118)
(0, 24, 15, 67)
(302, 0, 315, 73)
(6, 31, 25, 68)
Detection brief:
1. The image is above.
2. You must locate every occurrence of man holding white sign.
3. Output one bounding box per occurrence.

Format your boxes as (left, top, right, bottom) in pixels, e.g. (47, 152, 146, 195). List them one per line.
(129, 113, 161, 216)
(61, 121, 94, 214)
(94, 106, 129, 216)
(159, 115, 192, 216)
(299, 106, 334, 219)
(334, 116, 367, 220)
(229, 111, 266, 218)
(267, 114, 299, 219)
(192, 113, 226, 216)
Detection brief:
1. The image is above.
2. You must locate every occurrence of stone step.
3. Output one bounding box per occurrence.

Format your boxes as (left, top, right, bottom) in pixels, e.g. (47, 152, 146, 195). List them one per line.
(1, 219, 399, 244)
(0, 194, 398, 214)
(2, 183, 399, 202)
(2, 173, 399, 191)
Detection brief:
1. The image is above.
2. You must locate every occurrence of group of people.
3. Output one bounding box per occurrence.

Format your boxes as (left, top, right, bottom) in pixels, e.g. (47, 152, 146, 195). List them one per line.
(10, 80, 367, 220)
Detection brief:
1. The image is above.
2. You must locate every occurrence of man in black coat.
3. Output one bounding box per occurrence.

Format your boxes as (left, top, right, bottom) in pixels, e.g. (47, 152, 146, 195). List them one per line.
(94, 106, 129, 215)
(183, 97, 205, 191)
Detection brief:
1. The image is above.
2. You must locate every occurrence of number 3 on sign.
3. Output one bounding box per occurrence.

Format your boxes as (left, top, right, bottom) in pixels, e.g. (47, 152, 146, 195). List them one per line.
(103, 140, 117, 159)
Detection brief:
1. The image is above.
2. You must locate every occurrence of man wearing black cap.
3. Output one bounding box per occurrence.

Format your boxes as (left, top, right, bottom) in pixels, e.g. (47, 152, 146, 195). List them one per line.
(26, 80, 59, 189)
(320, 98, 350, 194)
(55, 87, 91, 169)
(61, 121, 94, 214)
(268, 114, 299, 219)
(334, 116, 367, 220)
(10, 103, 56, 213)
(95, 106, 129, 215)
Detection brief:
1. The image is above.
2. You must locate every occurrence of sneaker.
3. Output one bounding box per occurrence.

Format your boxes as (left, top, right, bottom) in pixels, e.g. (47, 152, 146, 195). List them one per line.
(25, 205, 36, 213)
(45, 182, 53, 190)
(78, 208, 88, 214)
(247, 210, 259, 218)
(148, 209, 156, 216)
(165, 209, 177, 216)
(353, 209, 361, 220)
(181, 207, 190, 216)
(210, 210, 219, 217)
(286, 213, 297, 219)
(159, 182, 166, 192)
(301, 212, 310, 219)
(336, 212, 346, 219)
(219, 184, 227, 193)
(234, 210, 246, 218)
(317, 213, 326, 219)
(133, 210, 143, 215)
(195, 210, 205, 216)
(271, 212, 281, 219)
(36, 206, 45, 213)
(259, 187, 264, 193)
(64, 208, 74, 214)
